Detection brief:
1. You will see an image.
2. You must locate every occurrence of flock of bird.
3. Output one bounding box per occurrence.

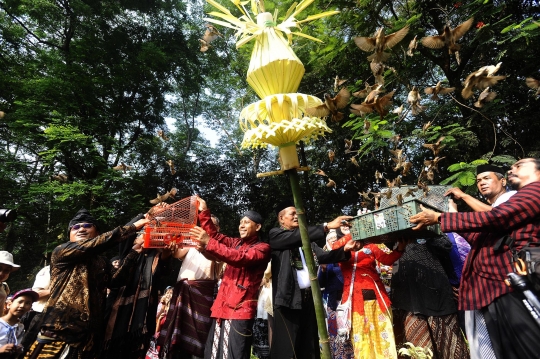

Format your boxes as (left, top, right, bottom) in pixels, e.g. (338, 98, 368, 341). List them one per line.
(305, 17, 528, 209)
(303, 16, 532, 127)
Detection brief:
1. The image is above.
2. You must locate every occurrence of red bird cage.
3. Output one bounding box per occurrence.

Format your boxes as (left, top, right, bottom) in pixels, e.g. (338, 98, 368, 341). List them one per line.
(143, 196, 199, 248)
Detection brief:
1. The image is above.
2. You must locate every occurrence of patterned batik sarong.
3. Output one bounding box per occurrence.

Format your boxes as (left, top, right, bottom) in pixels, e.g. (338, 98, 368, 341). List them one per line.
(252, 319, 270, 359)
(204, 319, 254, 359)
(158, 279, 216, 358)
(403, 311, 469, 359)
(351, 300, 397, 359)
(326, 307, 353, 359)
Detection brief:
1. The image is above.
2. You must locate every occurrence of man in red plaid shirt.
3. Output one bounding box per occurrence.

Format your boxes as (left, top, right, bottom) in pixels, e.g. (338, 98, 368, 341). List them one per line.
(411, 158, 540, 359)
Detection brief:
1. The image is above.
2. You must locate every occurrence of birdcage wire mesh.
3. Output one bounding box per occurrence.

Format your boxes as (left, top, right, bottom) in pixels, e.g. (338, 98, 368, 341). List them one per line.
(143, 196, 199, 248)
(379, 185, 451, 212)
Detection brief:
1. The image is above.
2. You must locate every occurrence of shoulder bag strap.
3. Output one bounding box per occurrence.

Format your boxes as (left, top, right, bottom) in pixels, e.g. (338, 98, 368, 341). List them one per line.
(348, 252, 358, 301)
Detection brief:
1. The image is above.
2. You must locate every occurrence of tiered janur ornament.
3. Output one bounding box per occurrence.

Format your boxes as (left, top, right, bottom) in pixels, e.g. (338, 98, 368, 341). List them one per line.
(205, 0, 338, 170)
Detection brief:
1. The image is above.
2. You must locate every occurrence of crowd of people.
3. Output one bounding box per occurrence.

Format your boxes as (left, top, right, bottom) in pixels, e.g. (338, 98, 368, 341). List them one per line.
(0, 157, 539, 359)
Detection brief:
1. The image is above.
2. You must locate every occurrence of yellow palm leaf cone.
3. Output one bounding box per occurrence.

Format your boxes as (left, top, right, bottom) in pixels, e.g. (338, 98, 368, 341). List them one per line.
(247, 12, 305, 99)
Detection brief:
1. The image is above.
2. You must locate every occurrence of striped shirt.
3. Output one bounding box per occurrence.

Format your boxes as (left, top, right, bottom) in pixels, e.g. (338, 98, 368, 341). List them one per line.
(440, 181, 540, 310)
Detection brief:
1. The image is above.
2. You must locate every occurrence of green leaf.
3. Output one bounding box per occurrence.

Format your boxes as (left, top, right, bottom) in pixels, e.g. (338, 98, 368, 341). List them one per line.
(447, 162, 469, 172)
(470, 159, 489, 166)
(458, 172, 476, 186)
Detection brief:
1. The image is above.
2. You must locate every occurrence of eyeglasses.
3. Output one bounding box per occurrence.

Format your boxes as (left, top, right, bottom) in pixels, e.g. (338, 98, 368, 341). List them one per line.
(71, 223, 94, 231)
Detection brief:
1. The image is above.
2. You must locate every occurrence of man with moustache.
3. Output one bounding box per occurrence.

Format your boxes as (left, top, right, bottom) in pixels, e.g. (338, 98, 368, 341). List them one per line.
(444, 164, 516, 358)
(24, 208, 149, 359)
(411, 158, 540, 359)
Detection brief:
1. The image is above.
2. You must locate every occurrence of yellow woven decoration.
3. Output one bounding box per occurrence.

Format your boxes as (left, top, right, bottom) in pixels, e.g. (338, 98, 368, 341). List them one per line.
(205, 0, 338, 169)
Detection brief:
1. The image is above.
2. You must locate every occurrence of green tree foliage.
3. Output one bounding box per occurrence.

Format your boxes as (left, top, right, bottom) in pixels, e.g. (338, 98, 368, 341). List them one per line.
(1, 0, 539, 289)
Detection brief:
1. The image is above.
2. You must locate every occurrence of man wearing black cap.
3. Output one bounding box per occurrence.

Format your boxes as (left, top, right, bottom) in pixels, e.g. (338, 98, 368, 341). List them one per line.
(269, 201, 357, 359)
(445, 164, 516, 210)
(442, 164, 516, 358)
(189, 198, 270, 359)
(24, 208, 149, 359)
(411, 158, 540, 359)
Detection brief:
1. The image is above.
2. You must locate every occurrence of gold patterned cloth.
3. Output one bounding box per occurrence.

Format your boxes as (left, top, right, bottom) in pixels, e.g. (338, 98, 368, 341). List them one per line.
(36, 225, 137, 356)
(351, 300, 397, 358)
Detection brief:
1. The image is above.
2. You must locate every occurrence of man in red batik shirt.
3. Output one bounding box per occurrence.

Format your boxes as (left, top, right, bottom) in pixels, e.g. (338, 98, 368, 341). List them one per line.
(190, 198, 270, 359)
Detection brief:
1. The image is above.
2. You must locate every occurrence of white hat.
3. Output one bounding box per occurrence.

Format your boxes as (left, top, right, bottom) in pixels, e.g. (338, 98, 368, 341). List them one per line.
(0, 251, 20, 271)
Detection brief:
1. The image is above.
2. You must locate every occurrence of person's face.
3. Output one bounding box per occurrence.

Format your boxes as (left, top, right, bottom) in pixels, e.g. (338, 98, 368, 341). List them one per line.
(0, 263, 12, 282)
(326, 234, 337, 246)
(8, 296, 33, 317)
(508, 158, 540, 190)
(238, 217, 261, 238)
(69, 222, 98, 242)
(211, 217, 220, 232)
(111, 260, 120, 269)
(340, 225, 350, 235)
(476, 171, 506, 200)
(279, 207, 298, 229)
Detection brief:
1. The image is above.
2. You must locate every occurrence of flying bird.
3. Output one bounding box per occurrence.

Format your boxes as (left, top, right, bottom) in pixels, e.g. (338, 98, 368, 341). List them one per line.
(344, 139, 352, 150)
(199, 39, 210, 52)
(369, 60, 385, 85)
(328, 149, 335, 163)
(350, 156, 360, 167)
(424, 156, 446, 172)
(353, 83, 377, 99)
(402, 161, 413, 176)
(200, 24, 221, 52)
(424, 81, 455, 100)
(384, 187, 393, 199)
(421, 17, 474, 64)
(404, 186, 418, 197)
(305, 88, 351, 122)
(422, 121, 433, 134)
(474, 87, 497, 108)
(149, 188, 176, 205)
(407, 35, 418, 57)
(350, 91, 395, 119)
(166, 160, 176, 175)
(327, 179, 337, 188)
(407, 86, 426, 115)
(423, 136, 446, 156)
(525, 77, 540, 96)
(334, 76, 348, 93)
(363, 119, 371, 134)
(390, 134, 401, 148)
(354, 26, 410, 63)
(375, 170, 384, 184)
(112, 162, 133, 173)
(157, 130, 170, 141)
(392, 105, 404, 116)
(50, 173, 68, 183)
(462, 63, 505, 99)
(359, 191, 371, 200)
(315, 169, 327, 177)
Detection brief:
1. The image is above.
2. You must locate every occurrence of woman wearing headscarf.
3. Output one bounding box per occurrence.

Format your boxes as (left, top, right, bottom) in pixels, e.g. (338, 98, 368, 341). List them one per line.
(318, 230, 353, 359)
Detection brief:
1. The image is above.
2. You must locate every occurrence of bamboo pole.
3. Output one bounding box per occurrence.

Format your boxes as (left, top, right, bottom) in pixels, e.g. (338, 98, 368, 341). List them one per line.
(286, 169, 331, 359)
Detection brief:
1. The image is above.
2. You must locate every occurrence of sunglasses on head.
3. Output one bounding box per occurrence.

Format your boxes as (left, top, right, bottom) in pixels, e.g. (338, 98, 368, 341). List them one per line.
(71, 223, 94, 231)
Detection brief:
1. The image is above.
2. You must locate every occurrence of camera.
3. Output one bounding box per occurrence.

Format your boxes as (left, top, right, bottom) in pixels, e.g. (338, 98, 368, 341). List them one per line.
(0, 209, 17, 222)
